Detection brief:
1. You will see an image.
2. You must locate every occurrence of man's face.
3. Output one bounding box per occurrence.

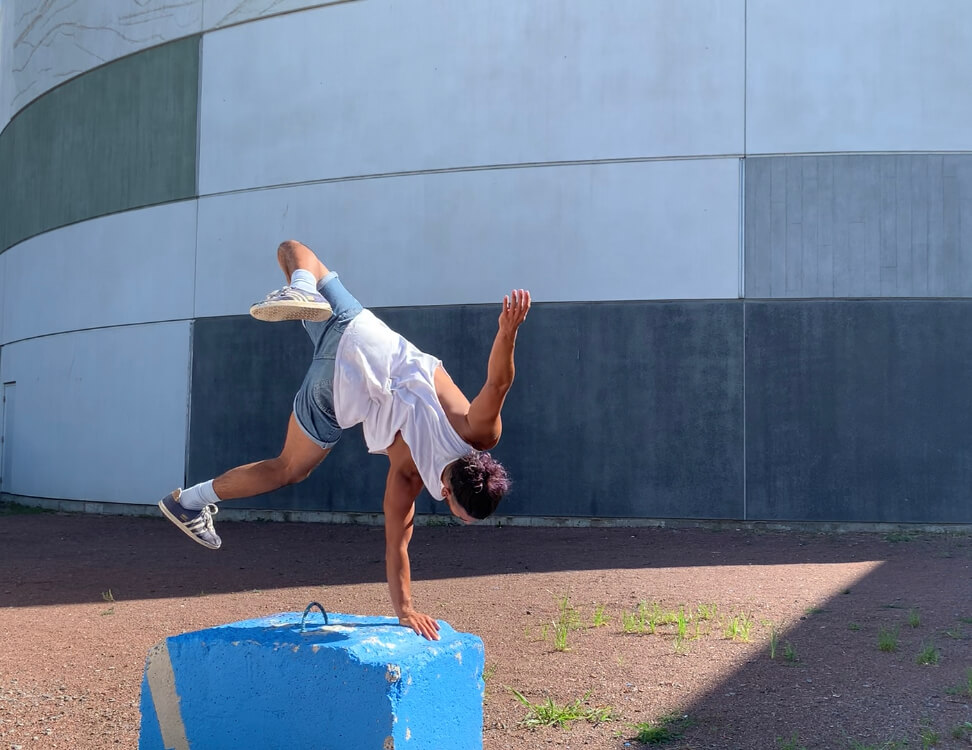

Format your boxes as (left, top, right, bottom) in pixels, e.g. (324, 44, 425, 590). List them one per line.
(443, 484, 476, 525)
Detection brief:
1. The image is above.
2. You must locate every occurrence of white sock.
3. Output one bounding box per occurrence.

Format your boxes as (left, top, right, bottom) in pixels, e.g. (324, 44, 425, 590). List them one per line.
(179, 479, 221, 510)
(290, 269, 318, 294)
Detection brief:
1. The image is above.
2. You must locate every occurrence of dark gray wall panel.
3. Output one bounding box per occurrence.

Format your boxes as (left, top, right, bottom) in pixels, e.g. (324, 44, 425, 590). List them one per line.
(746, 300, 972, 523)
(745, 154, 972, 298)
(0, 37, 199, 252)
(188, 302, 745, 519)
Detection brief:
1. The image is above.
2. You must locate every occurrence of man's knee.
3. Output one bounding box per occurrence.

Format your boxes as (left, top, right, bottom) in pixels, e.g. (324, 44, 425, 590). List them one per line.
(277, 239, 304, 261)
(273, 456, 316, 486)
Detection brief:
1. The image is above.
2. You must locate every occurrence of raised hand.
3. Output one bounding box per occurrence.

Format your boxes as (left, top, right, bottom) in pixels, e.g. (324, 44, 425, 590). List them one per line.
(498, 289, 531, 335)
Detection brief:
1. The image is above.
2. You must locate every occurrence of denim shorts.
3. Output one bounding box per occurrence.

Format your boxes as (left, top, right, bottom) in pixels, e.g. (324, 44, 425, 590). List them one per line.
(292, 272, 363, 449)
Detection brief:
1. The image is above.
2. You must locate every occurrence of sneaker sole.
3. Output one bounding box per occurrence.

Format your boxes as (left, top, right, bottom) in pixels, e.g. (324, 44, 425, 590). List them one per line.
(250, 301, 333, 323)
(158, 499, 221, 550)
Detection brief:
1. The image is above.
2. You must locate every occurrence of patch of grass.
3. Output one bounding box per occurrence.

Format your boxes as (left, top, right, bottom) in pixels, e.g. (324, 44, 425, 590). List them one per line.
(622, 601, 665, 635)
(482, 662, 497, 682)
(805, 606, 824, 616)
(723, 614, 754, 642)
(915, 641, 939, 665)
(99, 607, 114, 616)
(952, 722, 972, 741)
(848, 622, 862, 631)
(944, 667, 972, 697)
(552, 593, 581, 651)
(908, 608, 921, 628)
(639, 601, 660, 634)
(783, 641, 799, 663)
(878, 626, 899, 653)
(630, 712, 693, 745)
(959, 616, 972, 625)
(919, 728, 940, 748)
(675, 608, 690, 640)
(422, 513, 454, 527)
(509, 688, 615, 729)
(884, 531, 914, 543)
(0, 501, 50, 516)
(776, 733, 807, 750)
(696, 603, 718, 621)
(101, 589, 115, 603)
(591, 604, 610, 628)
(768, 625, 779, 659)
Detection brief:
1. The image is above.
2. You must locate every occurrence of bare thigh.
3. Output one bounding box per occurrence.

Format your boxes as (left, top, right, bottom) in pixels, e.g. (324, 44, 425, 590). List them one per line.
(279, 412, 332, 478)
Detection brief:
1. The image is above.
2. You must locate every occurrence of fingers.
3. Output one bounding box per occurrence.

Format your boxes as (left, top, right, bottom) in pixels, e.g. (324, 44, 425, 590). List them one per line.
(415, 618, 440, 640)
(502, 289, 532, 320)
(402, 613, 441, 640)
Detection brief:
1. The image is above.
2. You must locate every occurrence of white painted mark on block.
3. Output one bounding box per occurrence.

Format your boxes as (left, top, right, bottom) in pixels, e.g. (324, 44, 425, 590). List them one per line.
(145, 641, 189, 750)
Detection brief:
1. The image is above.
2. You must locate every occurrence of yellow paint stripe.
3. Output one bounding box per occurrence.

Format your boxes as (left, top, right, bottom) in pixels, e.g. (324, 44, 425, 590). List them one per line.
(146, 641, 189, 750)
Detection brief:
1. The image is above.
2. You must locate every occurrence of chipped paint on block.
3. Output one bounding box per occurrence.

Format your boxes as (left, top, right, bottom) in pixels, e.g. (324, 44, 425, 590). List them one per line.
(138, 612, 484, 750)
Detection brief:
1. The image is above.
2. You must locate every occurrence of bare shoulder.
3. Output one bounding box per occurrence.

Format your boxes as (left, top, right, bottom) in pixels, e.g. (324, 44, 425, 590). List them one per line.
(433, 365, 474, 439)
(386, 432, 420, 477)
(386, 432, 423, 494)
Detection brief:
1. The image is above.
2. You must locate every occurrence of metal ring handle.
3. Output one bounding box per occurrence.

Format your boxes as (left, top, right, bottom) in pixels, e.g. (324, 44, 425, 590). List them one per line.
(300, 601, 329, 632)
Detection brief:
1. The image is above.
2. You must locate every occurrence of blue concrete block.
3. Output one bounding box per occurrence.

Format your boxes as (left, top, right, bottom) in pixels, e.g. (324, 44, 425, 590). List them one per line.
(139, 611, 484, 750)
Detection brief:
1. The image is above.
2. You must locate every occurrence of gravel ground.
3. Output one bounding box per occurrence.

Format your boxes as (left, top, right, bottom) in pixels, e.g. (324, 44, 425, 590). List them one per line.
(1, 507, 970, 749)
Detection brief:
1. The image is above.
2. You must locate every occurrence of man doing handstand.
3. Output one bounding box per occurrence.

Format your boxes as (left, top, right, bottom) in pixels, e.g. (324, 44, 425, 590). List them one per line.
(159, 240, 531, 639)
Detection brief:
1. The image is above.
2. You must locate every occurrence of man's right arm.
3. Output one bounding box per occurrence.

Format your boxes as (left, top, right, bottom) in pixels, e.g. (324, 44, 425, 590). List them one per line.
(464, 289, 531, 448)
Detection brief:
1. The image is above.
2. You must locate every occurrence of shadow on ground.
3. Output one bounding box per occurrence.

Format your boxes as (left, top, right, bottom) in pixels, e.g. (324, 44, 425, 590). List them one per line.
(1, 506, 965, 608)
(1, 507, 970, 748)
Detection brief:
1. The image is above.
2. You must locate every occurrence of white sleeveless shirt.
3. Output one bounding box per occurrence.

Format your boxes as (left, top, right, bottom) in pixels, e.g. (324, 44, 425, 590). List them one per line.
(332, 310, 471, 499)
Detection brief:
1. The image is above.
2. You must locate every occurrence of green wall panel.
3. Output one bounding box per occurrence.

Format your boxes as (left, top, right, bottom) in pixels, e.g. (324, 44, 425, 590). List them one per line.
(0, 36, 199, 252)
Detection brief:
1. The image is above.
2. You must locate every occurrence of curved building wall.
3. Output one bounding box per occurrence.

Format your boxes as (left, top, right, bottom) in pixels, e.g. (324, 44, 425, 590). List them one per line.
(1, 0, 969, 524)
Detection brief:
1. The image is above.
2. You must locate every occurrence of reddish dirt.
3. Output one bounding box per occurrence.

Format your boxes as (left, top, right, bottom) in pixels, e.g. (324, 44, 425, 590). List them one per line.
(0, 507, 970, 749)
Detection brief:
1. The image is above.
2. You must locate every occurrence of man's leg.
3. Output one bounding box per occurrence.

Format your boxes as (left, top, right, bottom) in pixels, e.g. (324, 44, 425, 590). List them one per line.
(212, 412, 331, 498)
(159, 413, 330, 549)
(250, 241, 334, 322)
(275, 239, 330, 282)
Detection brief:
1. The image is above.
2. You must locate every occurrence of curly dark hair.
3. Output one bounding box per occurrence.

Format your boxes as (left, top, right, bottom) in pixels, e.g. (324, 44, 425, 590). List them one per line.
(447, 451, 511, 520)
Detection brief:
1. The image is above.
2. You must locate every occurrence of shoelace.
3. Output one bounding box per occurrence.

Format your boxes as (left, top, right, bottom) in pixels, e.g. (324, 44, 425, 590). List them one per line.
(186, 504, 218, 535)
(265, 286, 306, 301)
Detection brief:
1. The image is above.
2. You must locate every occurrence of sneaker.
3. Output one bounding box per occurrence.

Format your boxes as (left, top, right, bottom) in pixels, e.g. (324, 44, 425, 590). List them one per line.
(249, 286, 333, 322)
(158, 489, 222, 550)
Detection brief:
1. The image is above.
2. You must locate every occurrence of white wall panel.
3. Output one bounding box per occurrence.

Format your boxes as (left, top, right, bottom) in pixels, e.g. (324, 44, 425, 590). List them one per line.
(7, 0, 203, 119)
(199, 0, 745, 194)
(0, 253, 10, 345)
(2, 202, 198, 344)
(4, 0, 351, 123)
(0, 0, 13, 131)
(203, 0, 336, 30)
(0, 322, 190, 503)
(195, 158, 741, 316)
(0, 252, 6, 343)
(747, 0, 972, 154)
